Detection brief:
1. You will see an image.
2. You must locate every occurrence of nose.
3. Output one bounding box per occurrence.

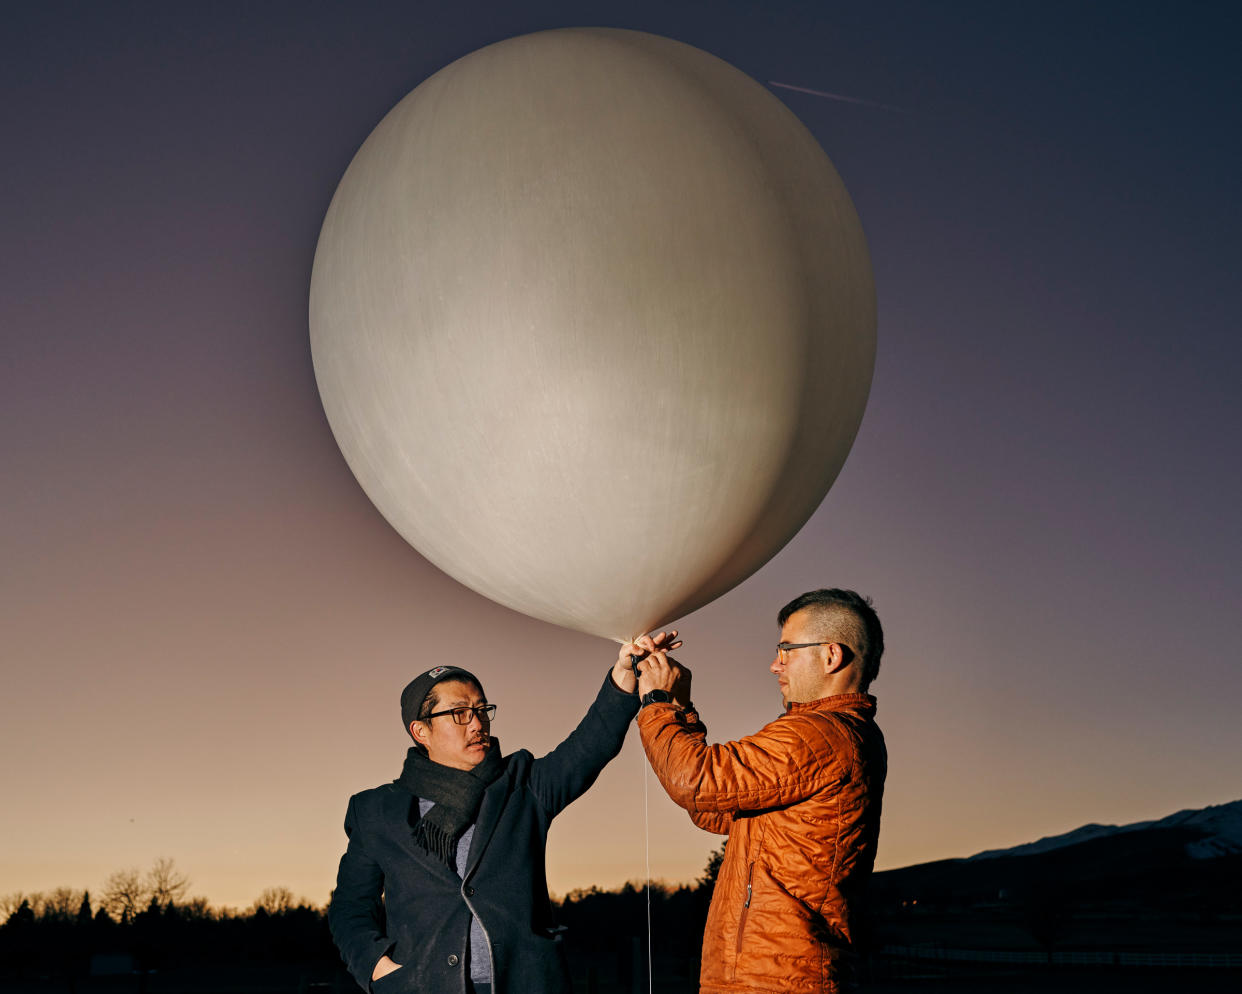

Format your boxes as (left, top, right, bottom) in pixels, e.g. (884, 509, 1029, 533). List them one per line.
(464, 710, 484, 731)
(770, 653, 783, 674)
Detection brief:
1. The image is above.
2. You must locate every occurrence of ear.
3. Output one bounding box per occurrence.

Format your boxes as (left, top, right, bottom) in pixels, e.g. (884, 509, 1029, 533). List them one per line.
(824, 643, 847, 674)
(410, 720, 427, 745)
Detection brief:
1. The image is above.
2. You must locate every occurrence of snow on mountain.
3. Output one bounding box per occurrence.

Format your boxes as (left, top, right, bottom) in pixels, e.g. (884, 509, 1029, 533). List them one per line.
(967, 799, 1242, 862)
(1152, 800, 1242, 859)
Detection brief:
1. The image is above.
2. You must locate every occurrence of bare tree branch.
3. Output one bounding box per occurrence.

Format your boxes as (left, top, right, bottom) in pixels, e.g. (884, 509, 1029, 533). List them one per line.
(41, 887, 85, 921)
(101, 868, 149, 922)
(146, 857, 190, 908)
(251, 886, 296, 916)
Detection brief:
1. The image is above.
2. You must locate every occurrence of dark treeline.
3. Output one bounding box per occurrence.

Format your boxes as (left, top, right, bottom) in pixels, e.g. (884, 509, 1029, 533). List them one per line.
(11, 834, 1240, 991)
(0, 889, 334, 988)
(2, 859, 343, 988)
(0, 851, 725, 991)
(555, 846, 723, 988)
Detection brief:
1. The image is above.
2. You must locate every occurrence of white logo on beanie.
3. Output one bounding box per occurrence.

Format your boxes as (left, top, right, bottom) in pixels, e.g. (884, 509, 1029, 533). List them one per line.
(427, 666, 450, 678)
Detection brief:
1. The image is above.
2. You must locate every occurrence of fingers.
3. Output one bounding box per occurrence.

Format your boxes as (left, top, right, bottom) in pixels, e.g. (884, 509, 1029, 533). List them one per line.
(651, 630, 681, 650)
(628, 631, 682, 654)
(636, 653, 661, 679)
(625, 631, 684, 698)
(638, 648, 670, 670)
(636, 647, 680, 696)
(618, 637, 648, 664)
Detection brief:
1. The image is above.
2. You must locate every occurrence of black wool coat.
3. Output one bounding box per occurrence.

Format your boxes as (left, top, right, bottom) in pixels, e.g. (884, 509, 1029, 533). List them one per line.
(329, 672, 639, 993)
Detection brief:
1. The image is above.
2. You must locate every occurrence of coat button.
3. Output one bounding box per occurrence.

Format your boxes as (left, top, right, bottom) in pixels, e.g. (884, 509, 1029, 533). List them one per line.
(447, 954, 459, 967)
(465, 885, 475, 896)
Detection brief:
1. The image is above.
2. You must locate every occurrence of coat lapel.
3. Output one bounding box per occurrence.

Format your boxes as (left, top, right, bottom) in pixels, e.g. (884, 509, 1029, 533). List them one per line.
(462, 764, 509, 880)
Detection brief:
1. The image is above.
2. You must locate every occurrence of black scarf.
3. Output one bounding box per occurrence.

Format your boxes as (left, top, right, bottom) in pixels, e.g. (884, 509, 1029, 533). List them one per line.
(396, 742, 505, 869)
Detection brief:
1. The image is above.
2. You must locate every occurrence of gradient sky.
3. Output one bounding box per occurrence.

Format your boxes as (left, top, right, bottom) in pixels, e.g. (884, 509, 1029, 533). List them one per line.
(3, 2, 1240, 911)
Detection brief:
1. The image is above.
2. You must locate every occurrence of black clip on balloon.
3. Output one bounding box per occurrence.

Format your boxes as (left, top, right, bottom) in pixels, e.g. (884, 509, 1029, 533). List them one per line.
(629, 652, 643, 685)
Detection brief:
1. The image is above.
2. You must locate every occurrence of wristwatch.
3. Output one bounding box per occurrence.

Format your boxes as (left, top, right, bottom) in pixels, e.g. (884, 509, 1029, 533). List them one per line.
(640, 689, 673, 707)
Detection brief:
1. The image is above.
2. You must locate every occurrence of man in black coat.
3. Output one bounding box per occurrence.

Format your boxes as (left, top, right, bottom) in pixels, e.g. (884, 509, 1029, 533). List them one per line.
(328, 631, 679, 994)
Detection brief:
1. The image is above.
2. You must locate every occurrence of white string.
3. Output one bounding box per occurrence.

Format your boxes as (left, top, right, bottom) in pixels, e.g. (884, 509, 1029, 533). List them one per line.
(641, 730, 653, 994)
(619, 636, 654, 994)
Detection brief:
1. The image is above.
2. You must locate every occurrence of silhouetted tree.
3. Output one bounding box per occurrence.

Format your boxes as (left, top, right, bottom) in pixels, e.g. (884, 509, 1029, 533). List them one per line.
(698, 843, 726, 900)
(2, 891, 48, 920)
(0, 899, 37, 978)
(180, 896, 214, 920)
(252, 886, 297, 916)
(6, 899, 34, 929)
(147, 857, 190, 908)
(40, 887, 85, 921)
(101, 867, 149, 921)
(0, 892, 29, 923)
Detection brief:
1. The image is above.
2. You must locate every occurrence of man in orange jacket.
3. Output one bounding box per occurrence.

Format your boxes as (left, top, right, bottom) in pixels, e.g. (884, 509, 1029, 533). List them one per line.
(633, 588, 887, 994)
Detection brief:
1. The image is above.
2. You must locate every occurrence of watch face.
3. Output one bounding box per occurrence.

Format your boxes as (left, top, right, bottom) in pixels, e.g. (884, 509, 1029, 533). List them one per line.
(643, 689, 672, 705)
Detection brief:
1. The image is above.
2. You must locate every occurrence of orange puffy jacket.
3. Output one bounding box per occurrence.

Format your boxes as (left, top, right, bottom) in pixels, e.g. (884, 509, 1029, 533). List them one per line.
(637, 693, 886, 994)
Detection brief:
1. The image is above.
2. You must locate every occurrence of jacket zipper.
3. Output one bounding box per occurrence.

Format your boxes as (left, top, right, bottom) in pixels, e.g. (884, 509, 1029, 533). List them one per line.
(735, 861, 754, 956)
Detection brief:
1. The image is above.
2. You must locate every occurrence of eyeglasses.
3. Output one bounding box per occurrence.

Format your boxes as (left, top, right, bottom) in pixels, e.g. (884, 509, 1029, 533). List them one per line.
(776, 641, 834, 659)
(421, 704, 497, 725)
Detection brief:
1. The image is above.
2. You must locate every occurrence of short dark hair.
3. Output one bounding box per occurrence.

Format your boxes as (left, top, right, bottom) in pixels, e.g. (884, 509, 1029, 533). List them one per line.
(778, 588, 884, 691)
(417, 677, 485, 720)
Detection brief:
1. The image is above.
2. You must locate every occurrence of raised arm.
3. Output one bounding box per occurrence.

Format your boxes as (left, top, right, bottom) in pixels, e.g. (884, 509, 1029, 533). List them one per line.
(638, 705, 844, 812)
(526, 669, 638, 815)
(527, 632, 678, 815)
(636, 648, 845, 814)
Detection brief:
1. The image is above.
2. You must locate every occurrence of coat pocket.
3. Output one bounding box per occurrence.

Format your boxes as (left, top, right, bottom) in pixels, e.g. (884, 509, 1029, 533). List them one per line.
(370, 965, 413, 994)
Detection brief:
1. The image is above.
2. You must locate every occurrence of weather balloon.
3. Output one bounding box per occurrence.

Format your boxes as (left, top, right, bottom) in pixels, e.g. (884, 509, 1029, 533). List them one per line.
(309, 28, 875, 641)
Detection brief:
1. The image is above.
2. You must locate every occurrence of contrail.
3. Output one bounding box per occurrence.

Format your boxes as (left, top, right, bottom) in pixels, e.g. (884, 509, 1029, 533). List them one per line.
(768, 81, 912, 115)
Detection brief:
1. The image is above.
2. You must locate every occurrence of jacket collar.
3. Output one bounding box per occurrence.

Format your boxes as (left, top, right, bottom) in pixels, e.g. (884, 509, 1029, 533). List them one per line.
(785, 692, 876, 716)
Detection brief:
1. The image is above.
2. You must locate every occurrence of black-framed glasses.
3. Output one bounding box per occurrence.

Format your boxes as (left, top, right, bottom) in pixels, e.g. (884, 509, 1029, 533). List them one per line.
(421, 704, 497, 725)
(776, 641, 834, 659)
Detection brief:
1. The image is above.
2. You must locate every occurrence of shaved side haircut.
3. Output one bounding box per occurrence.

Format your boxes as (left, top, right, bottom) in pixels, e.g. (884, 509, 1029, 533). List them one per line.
(778, 588, 884, 691)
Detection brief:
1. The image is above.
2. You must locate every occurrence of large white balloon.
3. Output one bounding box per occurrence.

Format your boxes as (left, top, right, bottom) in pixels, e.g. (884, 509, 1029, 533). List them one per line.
(310, 28, 875, 641)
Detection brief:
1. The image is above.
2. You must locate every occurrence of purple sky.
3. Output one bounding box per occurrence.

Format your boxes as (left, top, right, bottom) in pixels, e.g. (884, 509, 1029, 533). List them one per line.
(3, 1, 1240, 910)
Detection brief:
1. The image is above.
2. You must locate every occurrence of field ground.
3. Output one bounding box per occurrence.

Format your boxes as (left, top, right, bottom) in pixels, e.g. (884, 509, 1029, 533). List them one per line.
(4, 961, 1241, 994)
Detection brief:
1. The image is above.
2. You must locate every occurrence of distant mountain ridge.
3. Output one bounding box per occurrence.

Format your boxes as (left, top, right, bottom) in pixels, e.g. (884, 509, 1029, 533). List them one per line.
(870, 798, 1242, 919)
(966, 799, 1242, 862)
(869, 798, 1242, 956)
